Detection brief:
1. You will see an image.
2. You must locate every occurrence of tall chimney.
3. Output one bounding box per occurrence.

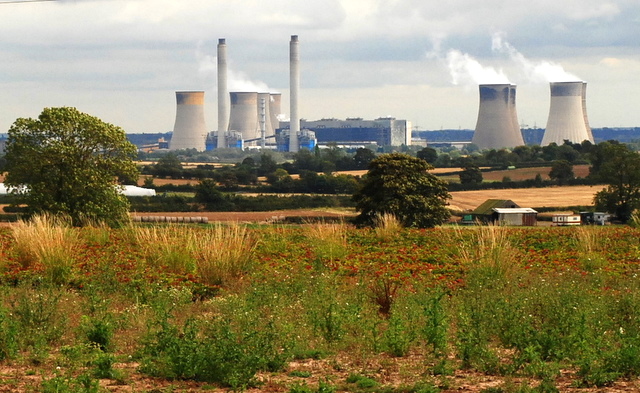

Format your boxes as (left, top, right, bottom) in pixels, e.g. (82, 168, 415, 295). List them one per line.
(170, 91, 207, 151)
(541, 81, 593, 146)
(289, 35, 300, 152)
(472, 84, 524, 150)
(217, 38, 229, 149)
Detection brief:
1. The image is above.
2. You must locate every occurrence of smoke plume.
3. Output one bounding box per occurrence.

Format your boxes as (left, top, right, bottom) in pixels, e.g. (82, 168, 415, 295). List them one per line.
(492, 33, 581, 82)
(445, 49, 510, 85)
(196, 44, 269, 92)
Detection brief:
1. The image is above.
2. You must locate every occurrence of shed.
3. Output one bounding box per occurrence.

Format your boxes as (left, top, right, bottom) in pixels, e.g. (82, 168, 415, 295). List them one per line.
(492, 208, 538, 226)
(466, 199, 520, 224)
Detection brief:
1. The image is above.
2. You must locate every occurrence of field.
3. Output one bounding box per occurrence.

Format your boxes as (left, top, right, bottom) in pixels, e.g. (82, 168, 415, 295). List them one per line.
(448, 185, 603, 212)
(2, 220, 640, 392)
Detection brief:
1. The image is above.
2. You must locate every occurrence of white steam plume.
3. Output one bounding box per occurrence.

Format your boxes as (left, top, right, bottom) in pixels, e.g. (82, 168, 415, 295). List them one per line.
(446, 49, 510, 85)
(196, 44, 269, 93)
(492, 33, 581, 83)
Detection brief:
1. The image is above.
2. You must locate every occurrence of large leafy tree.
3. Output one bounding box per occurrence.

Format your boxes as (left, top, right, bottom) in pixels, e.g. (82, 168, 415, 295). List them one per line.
(4, 107, 139, 226)
(353, 153, 451, 228)
(589, 143, 640, 222)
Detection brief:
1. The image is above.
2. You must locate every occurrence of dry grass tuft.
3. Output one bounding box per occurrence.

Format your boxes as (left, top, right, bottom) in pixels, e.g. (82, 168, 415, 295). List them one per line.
(373, 213, 403, 241)
(306, 221, 349, 262)
(11, 214, 80, 284)
(192, 223, 257, 287)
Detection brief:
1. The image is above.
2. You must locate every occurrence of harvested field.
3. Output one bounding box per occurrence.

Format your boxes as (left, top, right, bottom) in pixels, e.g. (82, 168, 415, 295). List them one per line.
(449, 185, 604, 212)
(131, 209, 356, 223)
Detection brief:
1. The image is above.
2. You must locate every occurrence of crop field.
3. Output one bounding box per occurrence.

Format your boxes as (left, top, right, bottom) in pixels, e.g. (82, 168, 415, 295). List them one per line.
(1, 218, 640, 392)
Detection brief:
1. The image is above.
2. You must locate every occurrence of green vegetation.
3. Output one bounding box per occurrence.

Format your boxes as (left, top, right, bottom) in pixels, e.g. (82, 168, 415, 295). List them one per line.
(1, 217, 640, 390)
(4, 107, 138, 226)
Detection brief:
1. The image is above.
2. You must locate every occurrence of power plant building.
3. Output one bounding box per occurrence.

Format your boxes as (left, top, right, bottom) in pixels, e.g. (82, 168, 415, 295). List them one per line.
(541, 81, 593, 146)
(169, 91, 207, 151)
(278, 117, 411, 147)
(472, 84, 524, 150)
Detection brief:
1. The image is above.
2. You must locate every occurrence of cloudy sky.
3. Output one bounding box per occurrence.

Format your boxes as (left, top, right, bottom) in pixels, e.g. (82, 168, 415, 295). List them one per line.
(1, 0, 639, 134)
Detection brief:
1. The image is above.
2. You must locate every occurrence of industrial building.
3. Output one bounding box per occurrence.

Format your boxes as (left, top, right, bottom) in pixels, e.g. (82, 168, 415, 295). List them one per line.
(278, 117, 411, 147)
(541, 81, 593, 146)
(472, 84, 524, 150)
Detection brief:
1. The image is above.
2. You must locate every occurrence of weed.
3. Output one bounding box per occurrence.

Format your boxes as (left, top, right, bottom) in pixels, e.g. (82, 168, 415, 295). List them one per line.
(346, 373, 378, 388)
(289, 370, 312, 378)
(0, 306, 18, 361)
(41, 372, 102, 393)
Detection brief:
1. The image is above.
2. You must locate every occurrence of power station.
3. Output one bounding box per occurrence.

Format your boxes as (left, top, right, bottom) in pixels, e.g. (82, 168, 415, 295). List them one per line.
(541, 81, 593, 146)
(472, 84, 524, 150)
(166, 38, 596, 152)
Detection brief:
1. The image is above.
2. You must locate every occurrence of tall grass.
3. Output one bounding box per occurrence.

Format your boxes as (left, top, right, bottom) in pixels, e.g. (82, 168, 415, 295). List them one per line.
(131, 225, 197, 275)
(573, 226, 607, 271)
(373, 213, 402, 241)
(453, 224, 521, 284)
(306, 221, 349, 263)
(11, 214, 80, 285)
(192, 223, 257, 288)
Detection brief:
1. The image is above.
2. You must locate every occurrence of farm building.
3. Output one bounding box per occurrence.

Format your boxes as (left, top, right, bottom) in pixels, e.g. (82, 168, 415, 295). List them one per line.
(462, 199, 520, 224)
(492, 208, 538, 226)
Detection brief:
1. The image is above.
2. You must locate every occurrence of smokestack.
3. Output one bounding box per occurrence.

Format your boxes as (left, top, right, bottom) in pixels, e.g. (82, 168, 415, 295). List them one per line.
(541, 81, 593, 146)
(472, 84, 524, 150)
(269, 93, 282, 136)
(289, 35, 300, 152)
(169, 91, 207, 151)
(228, 91, 259, 142)
(217, 38, 229, 149)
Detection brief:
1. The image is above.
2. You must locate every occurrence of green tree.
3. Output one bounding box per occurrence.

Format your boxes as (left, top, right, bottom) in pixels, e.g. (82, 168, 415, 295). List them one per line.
(417, 147, 438, 164)
(548, 160, 574, 185)
(353, 148, 376, 169)
(352, 153, 451, 228)
(4, 107, 138, 226)
(590, 143, 640, 222)
(153, 152, 183, 178)
(194, 179, 233, 211)
(459, 164, 483, 185)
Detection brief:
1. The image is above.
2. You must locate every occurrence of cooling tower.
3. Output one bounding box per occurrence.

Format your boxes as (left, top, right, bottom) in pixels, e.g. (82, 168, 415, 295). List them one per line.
(541, 81, 593, 146)
(269, 93, 282, 135)
(228, 91, 259, 141)
(170, 91, 207, 151)
(217, 38, 229, 148)
(289, 35, 300, 152)
(472, 84, 524, 150)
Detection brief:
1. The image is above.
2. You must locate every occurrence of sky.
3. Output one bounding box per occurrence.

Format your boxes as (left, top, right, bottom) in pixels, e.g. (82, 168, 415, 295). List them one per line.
(1, 0, 639, 134)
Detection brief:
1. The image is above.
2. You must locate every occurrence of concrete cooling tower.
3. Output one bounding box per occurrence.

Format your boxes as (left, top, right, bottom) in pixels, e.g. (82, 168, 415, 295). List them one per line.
(229, 92, 259, 141)
(472, 84, 524, 150)
(541, 82, 593, 146)
(169, 91, 207, 151)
